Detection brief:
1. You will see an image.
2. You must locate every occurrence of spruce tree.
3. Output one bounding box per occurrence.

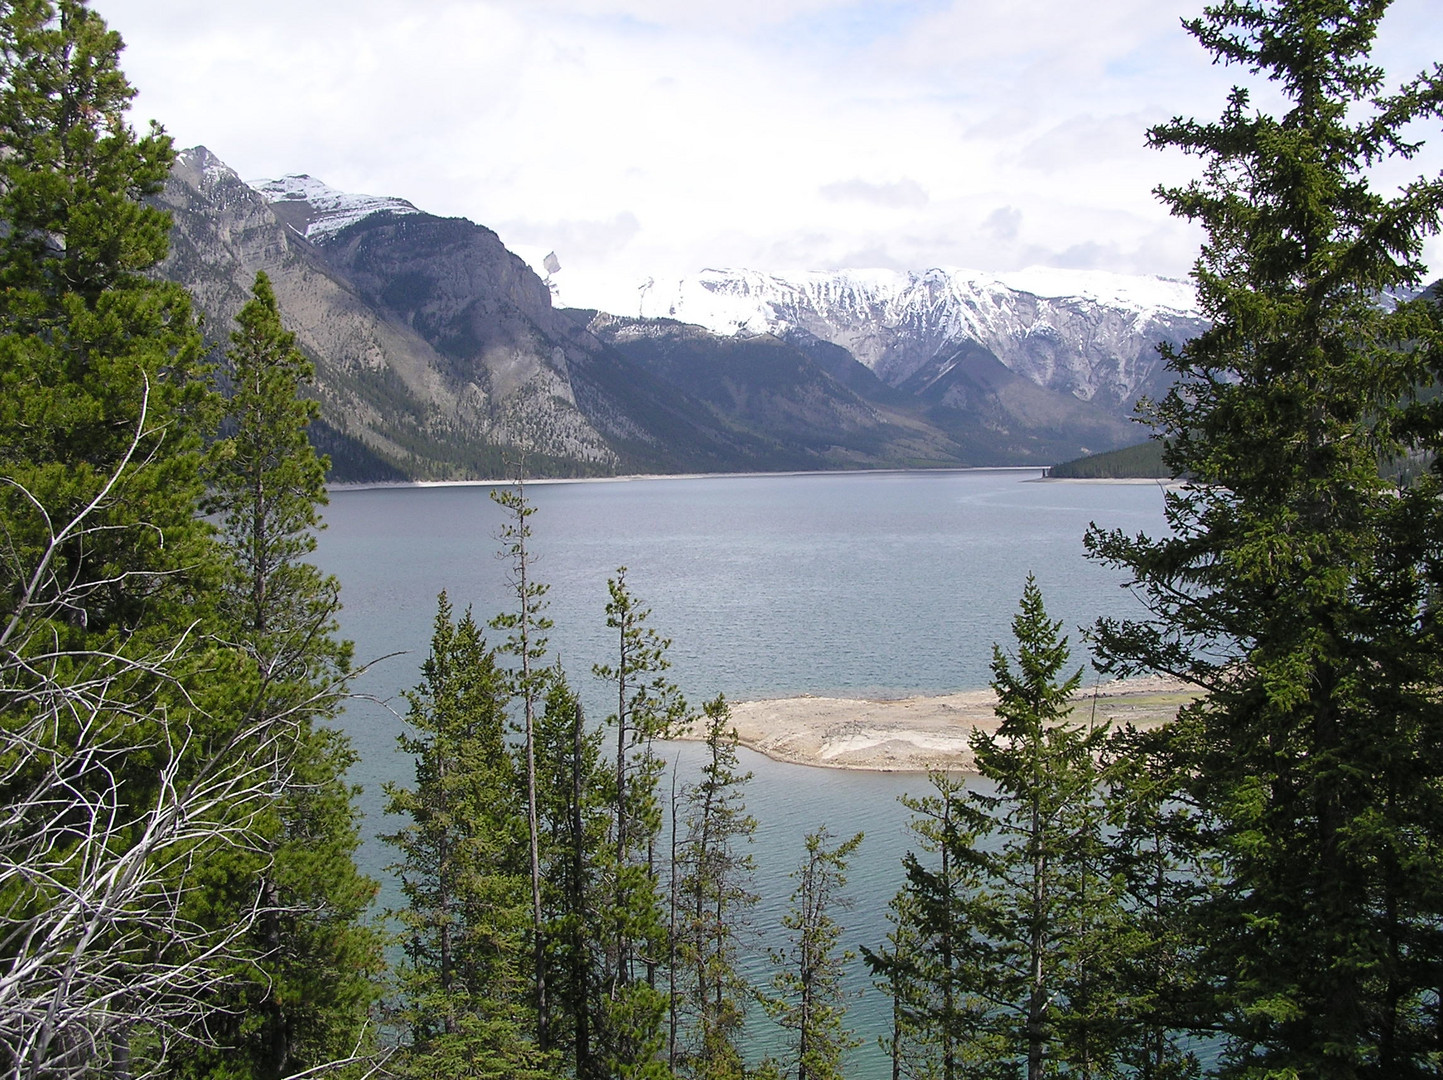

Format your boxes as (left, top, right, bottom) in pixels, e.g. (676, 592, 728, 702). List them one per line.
(1085, 2, 1443, 1072)
(674, 696, 758, 1080)
(763, 827, 863, 1080)
(883, 579, 1118, 1080)
(1100, 725, 1207, 1080)
(0, 0, 210, 676)
(592, 567, 686, 1080)
(534, 667, 611, 1080)
(179, 270, 383, 1080)
(864, 773, 970, 1080)
(382, 594, 547, 1080)
(490, 478, 553, 1047)
(0, 2, 259, 1072)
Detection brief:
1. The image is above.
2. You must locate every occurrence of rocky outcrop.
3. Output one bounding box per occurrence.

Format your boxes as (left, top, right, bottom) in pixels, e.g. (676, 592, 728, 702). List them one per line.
(157, 148, 617, 478)
(641, 267, 1207, 417)
(154, 148, 1205, 479)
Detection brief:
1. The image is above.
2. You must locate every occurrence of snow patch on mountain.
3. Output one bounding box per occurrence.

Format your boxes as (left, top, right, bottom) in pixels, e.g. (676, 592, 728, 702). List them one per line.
(992, 267, 1198, 320)
(642, 266, 1199, 340)
(248, 173, 421, 241)
(173, 146, 247, 191)
(640, 266, 1206, 406)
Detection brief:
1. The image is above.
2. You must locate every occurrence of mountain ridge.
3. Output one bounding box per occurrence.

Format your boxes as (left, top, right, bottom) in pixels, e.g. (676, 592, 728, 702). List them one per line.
(154, 150, 1202, 480)
(639, 266, 1206, 413)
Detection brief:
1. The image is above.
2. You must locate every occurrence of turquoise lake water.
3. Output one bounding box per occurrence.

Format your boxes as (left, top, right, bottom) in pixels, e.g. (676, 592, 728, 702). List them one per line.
(314, 468, 1170, 1077)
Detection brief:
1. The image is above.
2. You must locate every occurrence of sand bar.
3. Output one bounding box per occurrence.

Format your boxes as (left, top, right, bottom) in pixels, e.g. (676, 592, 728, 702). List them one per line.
(668, 676, 1197, 773)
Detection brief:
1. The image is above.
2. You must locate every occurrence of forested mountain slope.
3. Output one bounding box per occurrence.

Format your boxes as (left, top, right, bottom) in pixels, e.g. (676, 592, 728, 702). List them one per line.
(157, 149, 1198, 479)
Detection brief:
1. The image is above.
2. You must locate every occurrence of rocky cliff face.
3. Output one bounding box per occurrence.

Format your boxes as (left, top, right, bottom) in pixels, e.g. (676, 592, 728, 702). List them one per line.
(158, 148, 617, 479)
(155, 149, 1204, 479)
(641, 267, 1206, 416)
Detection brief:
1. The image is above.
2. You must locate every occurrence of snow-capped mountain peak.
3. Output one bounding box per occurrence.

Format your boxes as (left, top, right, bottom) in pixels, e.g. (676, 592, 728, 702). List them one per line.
(248, 173, 421, 241)
(640, 265, 1205, 408)
(645, 265, 1198, 338)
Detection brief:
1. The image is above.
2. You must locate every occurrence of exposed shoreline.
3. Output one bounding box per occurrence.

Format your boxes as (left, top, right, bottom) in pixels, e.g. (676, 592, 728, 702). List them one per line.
(667, 676, 1197, 773)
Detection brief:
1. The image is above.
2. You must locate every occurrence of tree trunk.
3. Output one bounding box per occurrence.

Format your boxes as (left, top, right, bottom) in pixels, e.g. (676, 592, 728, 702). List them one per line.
(571, 702, 592, 1078)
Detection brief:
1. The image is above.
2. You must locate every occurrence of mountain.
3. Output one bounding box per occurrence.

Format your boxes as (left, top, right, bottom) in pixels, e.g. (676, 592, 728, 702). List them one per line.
(640, 267, 1206, 416)
(159, 147, 622, 480)
(578, 313, 970, 468)
(155, 148, 1205, 480)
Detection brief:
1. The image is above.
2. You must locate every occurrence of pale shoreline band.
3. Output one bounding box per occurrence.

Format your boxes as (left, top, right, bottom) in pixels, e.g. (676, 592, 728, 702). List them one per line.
(667, 676, 1197, 773)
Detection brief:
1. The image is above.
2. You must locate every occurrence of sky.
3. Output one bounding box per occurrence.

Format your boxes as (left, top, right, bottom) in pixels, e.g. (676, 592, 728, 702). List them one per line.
(100, 0, 1443, 315)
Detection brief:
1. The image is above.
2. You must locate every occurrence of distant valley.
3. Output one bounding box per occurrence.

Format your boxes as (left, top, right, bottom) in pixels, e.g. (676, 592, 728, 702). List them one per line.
(156, 148, 1207, 482)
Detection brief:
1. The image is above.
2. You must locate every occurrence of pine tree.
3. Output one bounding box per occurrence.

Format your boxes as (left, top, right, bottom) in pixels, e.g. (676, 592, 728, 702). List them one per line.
(867, 891, 936, 1080)
(1100, 725, 1207, 1080)
(382, 594, 547, 1080)
(673, 696, 758, 1080)
(176, 270, 383, 1080)
(864, 773, 970, 1080)
(1084, 2, 1443, 1072)
(885, 579, 1118, 1080)
(534, 667, 611, 1080)
(764, 827, 863, 1080)
(0, 2, 266, 1072)
(490, 478, 553, 1047)
(0, 4, 210, 592)
(591, 567, 687, 1080)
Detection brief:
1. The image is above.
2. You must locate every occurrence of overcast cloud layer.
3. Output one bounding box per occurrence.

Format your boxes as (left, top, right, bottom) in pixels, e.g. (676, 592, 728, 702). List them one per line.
(101, 0, 1443, 314)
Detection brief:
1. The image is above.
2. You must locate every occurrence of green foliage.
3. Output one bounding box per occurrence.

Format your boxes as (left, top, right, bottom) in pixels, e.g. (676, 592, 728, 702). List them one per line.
(534, 669, 611, 1079)
(382, 594, 547, 1078)
(876, 580, 1121, 1080)
(0, 2, 241, 1072)
(592, 567, 687, 1077)
(1047, 440, 1171, 479)
(0, 0, 212, 639)
(864, 774, 970, 1080)
(1085, 2, 1443, 1074)
(489, 478, 553, 1045)
(673, 696, 758, 1080)
(1100, 725, 1208, 1080)
(207, 271, 332, 645)
(174, 270, 384, 1080)
(763, 827, 863, 1080)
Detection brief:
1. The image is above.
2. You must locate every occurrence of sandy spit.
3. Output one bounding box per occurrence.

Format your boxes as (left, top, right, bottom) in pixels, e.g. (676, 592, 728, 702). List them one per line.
(667, 676, 1197, 773)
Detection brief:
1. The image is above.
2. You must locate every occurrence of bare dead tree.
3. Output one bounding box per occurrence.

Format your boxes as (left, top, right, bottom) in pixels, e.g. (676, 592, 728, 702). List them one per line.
(0, 392, 343, 1080)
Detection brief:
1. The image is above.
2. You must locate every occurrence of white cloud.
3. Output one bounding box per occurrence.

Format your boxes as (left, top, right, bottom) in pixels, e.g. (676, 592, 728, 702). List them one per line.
(820, 178, 930, 208)
(99, 0, 1443, 314)
(982, 206, 1021, 243)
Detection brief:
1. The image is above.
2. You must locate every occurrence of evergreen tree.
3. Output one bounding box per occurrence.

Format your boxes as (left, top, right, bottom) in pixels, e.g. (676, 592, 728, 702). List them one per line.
(175, 270, 383, 1080)
(534, 667, 611, 1080)
(864, 773, 969, 1080)
(764, 827, 863, 1080)
(490, 478, 553, 1046)
(382, 594, 547, 1080)
(1085, 2, 1443, 1072)
(592, 567, 687, 1080)
(0, 2, 269, 1073)
(1100, 725, 1206, 1080)
(884, 579, 1118, 1080)
(868, 891, 936, 1080)
(0, 2, 211, 612)
(674, 696, 758, 1080)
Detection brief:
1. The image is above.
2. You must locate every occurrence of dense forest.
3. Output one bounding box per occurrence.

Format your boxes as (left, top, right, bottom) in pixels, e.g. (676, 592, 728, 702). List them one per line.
(3, 1, 1443, 1079)
(1047, 441, 1171, 480)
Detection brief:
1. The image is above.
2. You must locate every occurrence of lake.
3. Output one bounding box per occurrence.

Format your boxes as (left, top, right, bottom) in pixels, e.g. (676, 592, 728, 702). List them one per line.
(314, 468, 1169, 1077)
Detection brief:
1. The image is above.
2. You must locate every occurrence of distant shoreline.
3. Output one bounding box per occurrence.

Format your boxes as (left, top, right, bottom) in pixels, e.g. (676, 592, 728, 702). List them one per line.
(326, 465, 1048, 493)
(1032, 476, 1183, 485)
(667, 676, 1198, 773)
